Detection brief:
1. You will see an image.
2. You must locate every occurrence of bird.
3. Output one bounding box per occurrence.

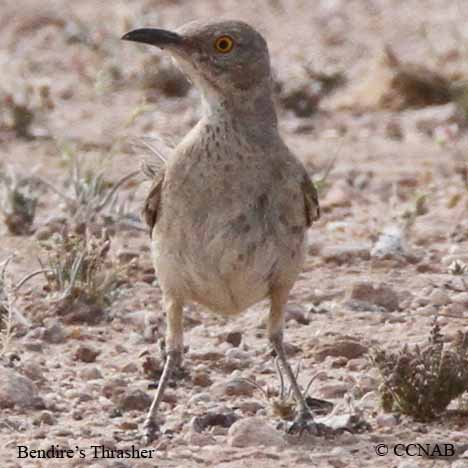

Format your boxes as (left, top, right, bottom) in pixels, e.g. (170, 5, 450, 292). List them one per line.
(122, 19, 321, 442)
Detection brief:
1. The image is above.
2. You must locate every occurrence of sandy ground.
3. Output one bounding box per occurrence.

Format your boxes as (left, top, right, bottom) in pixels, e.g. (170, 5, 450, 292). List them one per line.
(1, 1, 468, 467)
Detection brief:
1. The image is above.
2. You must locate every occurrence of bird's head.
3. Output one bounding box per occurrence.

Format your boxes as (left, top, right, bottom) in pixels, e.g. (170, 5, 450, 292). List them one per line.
(122, 20, 273, 108)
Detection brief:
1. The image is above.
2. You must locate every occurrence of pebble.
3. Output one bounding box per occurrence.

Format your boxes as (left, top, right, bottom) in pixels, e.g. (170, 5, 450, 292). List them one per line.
(321, 243, 371, 264)
(285, 308, 310, 325)
(318, 382, 348, 399)
(42, 320, 67, 344)
(189, 392, 211, 404)
(192, 371, 213, 387)
(315, 339, 368, 360)
(210, 378, 256, 398)
(224, 348, 250, 360)
(74, 345, 100, 363)
(371, 224, 407, 258)
(79, 367, 103, 380)
(121, 362, 139, 374)
(345, 281, 400, 311)
(346, 358, 367, 371)
(21, 360, 45, 382)
(238, 400, 263, 415)
(117, 389, 151, 411)
(23, 339, 43, 352)
(429, 289, 451, 306)
(0, 366, 44, 409)
(226, 331, 242, 347)
(228, 417, 285, 448)
(33, 411, 56, 426)
(376, 413, 398, 428)
(191, 412, 238, 432)
(452, 292, 468, 306)
(185, 430, 217, 446)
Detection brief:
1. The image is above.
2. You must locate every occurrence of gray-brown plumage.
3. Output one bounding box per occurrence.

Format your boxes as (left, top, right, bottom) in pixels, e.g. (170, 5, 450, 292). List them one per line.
(122, 19, 321, 442)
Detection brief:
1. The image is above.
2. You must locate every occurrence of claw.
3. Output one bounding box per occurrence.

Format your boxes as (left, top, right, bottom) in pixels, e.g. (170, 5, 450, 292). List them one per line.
(142, 418, 160, 445)
(287, 411, 330, 436)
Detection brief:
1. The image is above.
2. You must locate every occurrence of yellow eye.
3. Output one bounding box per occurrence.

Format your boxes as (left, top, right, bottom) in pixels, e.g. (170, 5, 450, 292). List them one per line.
(214, 35, 234, 53)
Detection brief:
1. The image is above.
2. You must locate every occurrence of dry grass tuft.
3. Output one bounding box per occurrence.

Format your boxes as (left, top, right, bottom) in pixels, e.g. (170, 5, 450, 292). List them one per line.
(39, 145, 139, 228)
(39, 228, 127, 323)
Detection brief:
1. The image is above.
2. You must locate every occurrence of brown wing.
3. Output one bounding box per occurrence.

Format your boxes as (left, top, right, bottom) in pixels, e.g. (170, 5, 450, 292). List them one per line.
(301, 173, 320, 227)
(142, 174, 164, 237)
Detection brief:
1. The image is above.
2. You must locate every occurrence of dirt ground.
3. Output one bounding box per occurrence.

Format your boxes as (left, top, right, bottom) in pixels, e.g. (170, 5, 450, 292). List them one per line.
(1, 1, 468, 467)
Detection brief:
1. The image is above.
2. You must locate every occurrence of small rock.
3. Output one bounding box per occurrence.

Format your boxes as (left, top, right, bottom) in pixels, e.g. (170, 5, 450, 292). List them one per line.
(121, 362, 138, 374)
(185, 430, 217, 447)
(0, 366, 44, 409)
(228, 417, 285, 448)
(238, 400, 263, 415)
(371, 224, 407, 258)
(285, 308, 310, 325)
(429, 289, 451, 306)
(321, 243, 371, 264)
(190, 350, 224, 362)
(226, 331, 242, 347)
(345, 281, 399, 311)
(74, 345, 100, 363)
(123, 310, 148, 331)
(316, 339, 368, 360)
(42, 320, 66, 344)
(397, 463, 419, 468)
(346, 358, 367, 371)
(224, 348, 250, 360)
(127, 332, 145, 346)
(452, 292, 468, 307)
(210, 378, 256, 398)
(102, 378, 128, 401)
(318, 382, 348, 399)
(21, 360, 45, 382)
(451, 461, 468, 468)
(376, 413, 398, 428)
(188, 392, 211, 404)
(331, 356, 348, 368)
(321, 182, 352, 210)
(33, 411, 56, 426)
(192, 371, 212, 387)
(191, 412, 238, 433)
(117, 389, 151, 411)
(141, 355, 162, 380)
(23, 339, 43, 352)
(446, 303, 466, 317)
(79, 367, 103, 380)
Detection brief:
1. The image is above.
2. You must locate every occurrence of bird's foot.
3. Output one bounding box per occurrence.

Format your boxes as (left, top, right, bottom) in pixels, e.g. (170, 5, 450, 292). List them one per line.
(142, 418, 160, 445)
(287, 410, 331, 437)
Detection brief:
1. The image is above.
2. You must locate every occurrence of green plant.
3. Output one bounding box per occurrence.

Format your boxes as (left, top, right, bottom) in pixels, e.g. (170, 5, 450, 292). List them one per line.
(371, 319, 468, 421)
(39, 228, 124, 308)
(38, 145, 138, 225)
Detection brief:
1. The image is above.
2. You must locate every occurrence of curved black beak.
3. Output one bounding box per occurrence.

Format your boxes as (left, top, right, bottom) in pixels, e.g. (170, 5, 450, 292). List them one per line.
(121, 28, 182, 48)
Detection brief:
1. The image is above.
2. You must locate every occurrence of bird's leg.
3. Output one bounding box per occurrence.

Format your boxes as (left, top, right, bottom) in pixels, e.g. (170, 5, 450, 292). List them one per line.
(143, 296, 183, 443)
(268, 287, 324, 435)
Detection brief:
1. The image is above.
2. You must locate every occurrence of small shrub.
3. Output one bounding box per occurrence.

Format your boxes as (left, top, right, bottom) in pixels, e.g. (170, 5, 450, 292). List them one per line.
(371, 319, 468, 421)
(39, 228, 127, 323)
(38, 146, 138, 227)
